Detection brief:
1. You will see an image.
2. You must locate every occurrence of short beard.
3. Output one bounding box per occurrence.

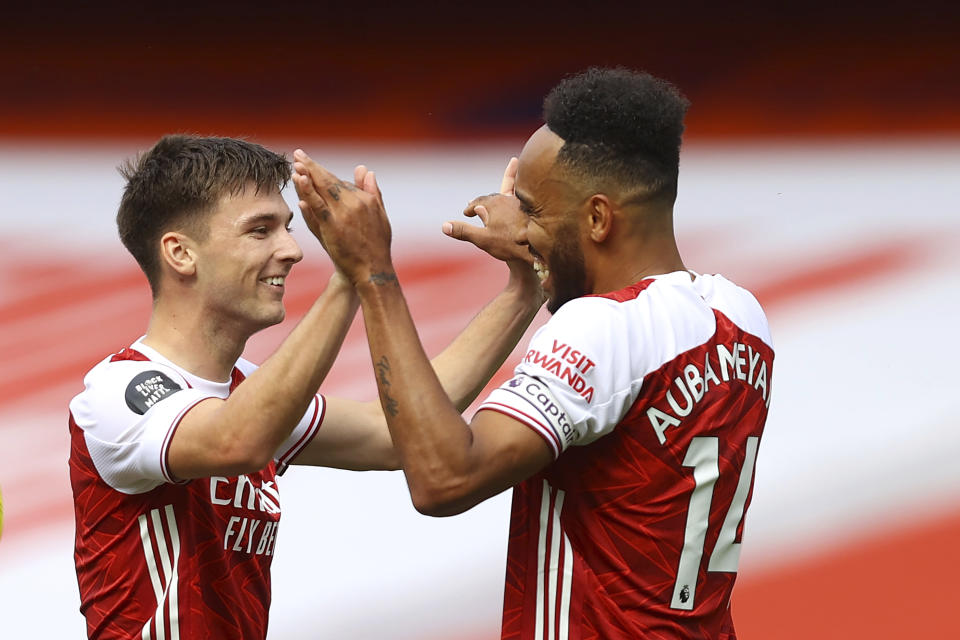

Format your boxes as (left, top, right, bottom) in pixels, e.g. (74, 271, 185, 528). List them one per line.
(545, 222, 587, 314)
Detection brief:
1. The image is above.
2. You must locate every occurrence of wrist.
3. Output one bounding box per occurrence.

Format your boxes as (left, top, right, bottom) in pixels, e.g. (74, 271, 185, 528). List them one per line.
(325, 270, 360, 310)
(327, 269, 355, 294)
(505, 261, 545, 309)
(353, 265, 401, 297)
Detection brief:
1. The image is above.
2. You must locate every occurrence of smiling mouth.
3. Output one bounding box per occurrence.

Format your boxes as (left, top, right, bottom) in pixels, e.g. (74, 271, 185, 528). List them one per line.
(260, 276, 286, 287)
(532, 257, 550, 286)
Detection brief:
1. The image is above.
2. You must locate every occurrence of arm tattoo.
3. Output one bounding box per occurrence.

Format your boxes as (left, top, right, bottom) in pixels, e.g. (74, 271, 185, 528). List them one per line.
(375, 355, 391, 385)
(375, 356, 400, 417)
(383, 394, 399, 417)
(369, 272, 399, 286)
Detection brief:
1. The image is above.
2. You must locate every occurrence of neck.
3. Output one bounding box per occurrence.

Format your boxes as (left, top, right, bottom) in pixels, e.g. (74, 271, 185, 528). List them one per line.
(590, 229, 687, 294)
(141, 295, 249, 382)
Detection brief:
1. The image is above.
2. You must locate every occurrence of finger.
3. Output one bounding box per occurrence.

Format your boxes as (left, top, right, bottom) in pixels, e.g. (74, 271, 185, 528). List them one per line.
(354, 164, 368, 189)
(292, 149, 316, 175)
(473, 204, 489, 226)
(292, 162, 311, 188)
(499, 156, 519, 195)
(363, 170, 383, 203)
(292, 168, 320, 203)
(291, 168, 311, 199)
(462, 195, 489, 218)
(293, 172, 330, 220)
(293, 149, 343, 191)
(442, 220, 483, 243)
(292, 149, 313, 177)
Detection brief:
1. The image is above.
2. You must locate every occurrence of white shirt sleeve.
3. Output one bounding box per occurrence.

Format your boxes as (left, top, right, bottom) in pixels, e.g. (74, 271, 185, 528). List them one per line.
(232, 358, 326, 474)
(274, 393, 326, 474)
(69, 359, 216, 494)
(477, 297, 642, 458)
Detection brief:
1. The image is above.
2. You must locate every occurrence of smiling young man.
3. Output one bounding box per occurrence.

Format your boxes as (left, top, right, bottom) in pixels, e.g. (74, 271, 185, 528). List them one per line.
(68, 135, 542, 639)
(292, 68, 775, 639)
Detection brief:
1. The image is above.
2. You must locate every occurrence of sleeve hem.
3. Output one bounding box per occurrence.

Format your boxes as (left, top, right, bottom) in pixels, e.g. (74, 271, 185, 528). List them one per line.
(160, 396, 214, 484)
(476, 403, 562, 460)
(276, 394, 325, 475)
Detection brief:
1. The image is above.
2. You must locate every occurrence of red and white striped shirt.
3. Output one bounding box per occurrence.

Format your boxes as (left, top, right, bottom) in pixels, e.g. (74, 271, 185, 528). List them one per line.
(479, 272, 773, 640)
(69, 339, 324, 639)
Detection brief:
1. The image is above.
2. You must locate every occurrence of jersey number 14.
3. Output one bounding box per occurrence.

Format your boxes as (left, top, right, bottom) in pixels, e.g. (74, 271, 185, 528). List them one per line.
(670, 435, 760, 610)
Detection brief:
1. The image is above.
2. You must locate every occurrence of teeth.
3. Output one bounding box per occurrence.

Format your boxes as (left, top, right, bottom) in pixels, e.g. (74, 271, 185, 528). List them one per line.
(532, 258, 549, 284)
(263, 276, 285, 286)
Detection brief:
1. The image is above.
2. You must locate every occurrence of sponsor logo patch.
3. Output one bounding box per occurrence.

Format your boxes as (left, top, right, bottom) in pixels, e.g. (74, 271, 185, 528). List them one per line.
(125, 370, 182, 415)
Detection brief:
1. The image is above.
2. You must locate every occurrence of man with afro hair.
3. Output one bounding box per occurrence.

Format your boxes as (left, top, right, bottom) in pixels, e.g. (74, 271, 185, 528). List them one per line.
(293, 67, 774, 639)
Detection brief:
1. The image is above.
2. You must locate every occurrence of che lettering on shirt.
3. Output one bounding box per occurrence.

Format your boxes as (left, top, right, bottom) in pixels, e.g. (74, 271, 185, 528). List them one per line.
(210, 475, 281, 555)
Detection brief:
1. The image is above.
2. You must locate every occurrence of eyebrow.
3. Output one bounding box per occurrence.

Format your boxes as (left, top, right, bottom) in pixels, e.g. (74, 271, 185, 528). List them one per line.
(238, 211, 295, 227)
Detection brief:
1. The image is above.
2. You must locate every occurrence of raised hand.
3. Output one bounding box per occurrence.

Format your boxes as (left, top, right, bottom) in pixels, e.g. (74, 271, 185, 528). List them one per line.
(292, 149, 394, 286)
(442, 157, 532, 265)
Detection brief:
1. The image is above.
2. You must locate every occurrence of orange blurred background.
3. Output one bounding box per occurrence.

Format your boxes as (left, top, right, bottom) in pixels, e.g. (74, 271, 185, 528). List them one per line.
(1, 2, 959, 638)
(1, 1, 957, 142)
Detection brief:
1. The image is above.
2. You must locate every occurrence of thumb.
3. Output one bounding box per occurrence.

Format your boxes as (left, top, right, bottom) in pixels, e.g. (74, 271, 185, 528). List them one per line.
(442, 220, 482, 243)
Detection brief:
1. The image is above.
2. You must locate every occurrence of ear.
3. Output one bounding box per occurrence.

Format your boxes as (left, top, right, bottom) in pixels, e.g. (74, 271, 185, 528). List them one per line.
(159, 231, 197, 277)
(586, 194, 614, 243)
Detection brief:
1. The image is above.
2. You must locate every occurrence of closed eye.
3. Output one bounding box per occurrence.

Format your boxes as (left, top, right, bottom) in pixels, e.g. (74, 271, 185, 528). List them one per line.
(515, 191, 539, 218)
(518, 201, 538, 217)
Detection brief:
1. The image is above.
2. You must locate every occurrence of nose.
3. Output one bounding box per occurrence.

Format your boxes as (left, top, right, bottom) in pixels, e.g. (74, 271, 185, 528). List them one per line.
(279, 229, 304, 264)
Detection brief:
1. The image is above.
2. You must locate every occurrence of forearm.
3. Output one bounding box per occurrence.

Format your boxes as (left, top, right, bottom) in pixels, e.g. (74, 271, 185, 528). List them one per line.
(431, 264, 542, 411)
(357, 275, 476, 500)
(213, 274, 359, 464)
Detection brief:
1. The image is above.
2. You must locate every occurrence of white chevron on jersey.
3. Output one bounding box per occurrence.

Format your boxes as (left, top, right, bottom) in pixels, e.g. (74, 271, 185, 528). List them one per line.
(138, 504, 182, 640)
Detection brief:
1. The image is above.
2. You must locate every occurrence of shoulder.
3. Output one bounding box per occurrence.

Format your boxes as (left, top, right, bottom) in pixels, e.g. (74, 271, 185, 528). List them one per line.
(70, 353, 191, 426)
(540, 275, 716, 356)
(69, 348, 225, 493)
(693, 273, 772, 348)
(541, 293, 629, 338)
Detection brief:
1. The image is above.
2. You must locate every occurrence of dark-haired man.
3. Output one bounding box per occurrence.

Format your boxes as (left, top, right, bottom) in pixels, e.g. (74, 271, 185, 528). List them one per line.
(68, 135, 542, 639)
(293, 68, 774, 639)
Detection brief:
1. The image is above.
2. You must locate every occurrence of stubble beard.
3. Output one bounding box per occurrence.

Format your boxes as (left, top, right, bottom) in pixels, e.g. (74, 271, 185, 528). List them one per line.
(545, 229, 588, 315)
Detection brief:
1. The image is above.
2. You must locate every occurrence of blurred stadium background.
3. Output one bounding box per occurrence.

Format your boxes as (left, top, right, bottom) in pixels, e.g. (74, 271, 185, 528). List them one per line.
(1, 2, 958, 637)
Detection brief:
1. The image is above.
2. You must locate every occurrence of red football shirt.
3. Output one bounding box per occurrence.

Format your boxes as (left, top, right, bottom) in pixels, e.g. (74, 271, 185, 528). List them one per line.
(69, 340, 324, 639)
(479, 272, 773, 639)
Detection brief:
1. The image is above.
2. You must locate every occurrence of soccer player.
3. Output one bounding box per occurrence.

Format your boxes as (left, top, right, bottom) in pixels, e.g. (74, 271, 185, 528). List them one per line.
(68, 135, 542, 639)
(292, 68, 774, 639)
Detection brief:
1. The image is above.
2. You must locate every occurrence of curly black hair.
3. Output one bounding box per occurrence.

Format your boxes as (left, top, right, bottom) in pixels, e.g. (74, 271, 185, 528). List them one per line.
(543, 67, 690, 201)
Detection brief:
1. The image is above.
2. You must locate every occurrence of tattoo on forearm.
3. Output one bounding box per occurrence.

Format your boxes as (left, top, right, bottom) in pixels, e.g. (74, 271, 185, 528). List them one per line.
(375, 355, 390, 385)
(382, 395, 399, 417)
(370, 272, 398, 286)
(376, 356, 400, 417)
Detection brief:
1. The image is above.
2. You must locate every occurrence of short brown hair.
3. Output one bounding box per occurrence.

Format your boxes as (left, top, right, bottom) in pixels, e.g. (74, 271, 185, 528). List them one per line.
(117, 134, 291, 296)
